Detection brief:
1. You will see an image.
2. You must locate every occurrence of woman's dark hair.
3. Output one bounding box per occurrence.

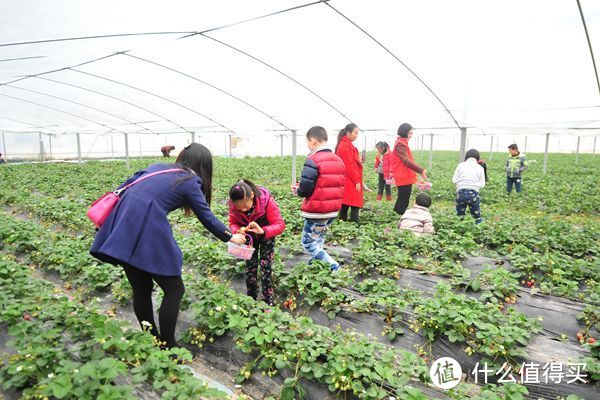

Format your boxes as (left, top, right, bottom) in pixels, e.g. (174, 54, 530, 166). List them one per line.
(397, 122, 413, 138)
(175, 143, 214, 215)
(415, 193, 432, 208)
(376, 141, 389, 153)
(229, 179, 261, 202)
(335, 123, 358, 152)
(465, 149, 480, 161)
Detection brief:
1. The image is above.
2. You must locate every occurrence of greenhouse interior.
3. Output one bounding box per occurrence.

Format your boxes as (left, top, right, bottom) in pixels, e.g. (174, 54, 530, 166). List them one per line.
(0, 1, 598, 400)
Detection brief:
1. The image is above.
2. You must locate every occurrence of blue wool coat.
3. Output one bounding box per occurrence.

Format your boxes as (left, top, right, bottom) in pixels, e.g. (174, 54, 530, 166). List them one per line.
(90, 164, 231, 276)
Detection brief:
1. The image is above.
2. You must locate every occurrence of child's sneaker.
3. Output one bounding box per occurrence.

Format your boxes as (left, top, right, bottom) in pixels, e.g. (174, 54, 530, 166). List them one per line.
(330, 263, 340, 272)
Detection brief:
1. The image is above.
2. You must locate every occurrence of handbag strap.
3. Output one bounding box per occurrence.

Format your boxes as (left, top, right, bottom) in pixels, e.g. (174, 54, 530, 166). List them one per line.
(115, 168, 185, 195)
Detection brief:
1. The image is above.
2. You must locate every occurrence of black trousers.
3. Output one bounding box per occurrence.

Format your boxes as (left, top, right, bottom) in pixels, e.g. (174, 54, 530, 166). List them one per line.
(393, 184, 413, 215)
(339, 204, 360, 223)
(245, 237, 276, 304)
(123, 264, 185, 349)
(377, 173, 392, 197)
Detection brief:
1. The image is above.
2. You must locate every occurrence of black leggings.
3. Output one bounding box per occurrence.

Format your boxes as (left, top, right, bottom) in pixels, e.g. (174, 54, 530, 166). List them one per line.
(123, 264, 185, 349)
(393, 184, 413, 215)
(377, 173, 392, 197)
(339, 204, 360, 223)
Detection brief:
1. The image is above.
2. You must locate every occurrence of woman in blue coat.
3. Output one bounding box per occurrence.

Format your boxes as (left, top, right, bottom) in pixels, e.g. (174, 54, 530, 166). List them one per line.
(90, 143, 245, 348)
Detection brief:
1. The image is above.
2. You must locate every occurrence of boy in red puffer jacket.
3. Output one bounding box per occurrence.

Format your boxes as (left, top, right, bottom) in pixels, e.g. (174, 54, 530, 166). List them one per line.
(229, 179, 285, 305)
(296, 126, 346, 271)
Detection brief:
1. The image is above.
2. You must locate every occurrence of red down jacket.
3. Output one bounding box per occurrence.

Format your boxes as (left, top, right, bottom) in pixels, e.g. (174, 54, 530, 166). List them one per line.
(297, 147, 346, 219)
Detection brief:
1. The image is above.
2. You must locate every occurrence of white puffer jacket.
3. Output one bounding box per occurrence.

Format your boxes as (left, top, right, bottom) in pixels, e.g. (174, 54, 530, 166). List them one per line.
(399, 205, 435, 236)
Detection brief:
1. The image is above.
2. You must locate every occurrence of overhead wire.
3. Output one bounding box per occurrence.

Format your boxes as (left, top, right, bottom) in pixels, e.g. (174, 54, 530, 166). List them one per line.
(3, 83, 157, 134)
(322, 2, 462, 131)
(575, 0, 600, 95)
(0, 92, 130, 134)
(179, 0, 330, 39)
(198, 34, 354, 124)
(34, 76, 189, 133)
(121, 52, 294, 132)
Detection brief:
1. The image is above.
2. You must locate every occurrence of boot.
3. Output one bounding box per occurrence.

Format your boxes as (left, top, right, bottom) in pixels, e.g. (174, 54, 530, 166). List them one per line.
(386, 194, 393, 201)
(376, 194, 382, 201)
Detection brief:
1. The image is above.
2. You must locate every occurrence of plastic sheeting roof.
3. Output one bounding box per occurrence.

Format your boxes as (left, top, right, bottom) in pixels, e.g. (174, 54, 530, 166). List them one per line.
(0, 0, 599, 138)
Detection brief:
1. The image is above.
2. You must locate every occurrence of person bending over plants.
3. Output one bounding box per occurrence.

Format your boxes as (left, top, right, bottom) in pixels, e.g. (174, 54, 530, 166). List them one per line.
(228, 179, 285, 305)
(90, 143, 245, 349)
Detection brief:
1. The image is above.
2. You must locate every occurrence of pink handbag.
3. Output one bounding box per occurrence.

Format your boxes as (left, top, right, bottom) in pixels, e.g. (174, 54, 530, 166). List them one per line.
(87, 168, 183, 228)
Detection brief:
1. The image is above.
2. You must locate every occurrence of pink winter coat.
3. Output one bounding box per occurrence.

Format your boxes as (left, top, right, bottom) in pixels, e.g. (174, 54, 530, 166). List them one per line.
(228, 186, 285, 239)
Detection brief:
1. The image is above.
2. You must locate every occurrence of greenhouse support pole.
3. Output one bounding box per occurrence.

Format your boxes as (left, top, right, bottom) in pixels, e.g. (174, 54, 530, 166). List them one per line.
(39, 132, 43, 162)
(139, 138, 142, 159)
(543, 133, 550, 175)
(228, 133, 232, 157)
(428, 133, 433, 170)
(76, 133, 82, 163)
(124, 132, 130, 169)
(489, 136, 494, 160)
(224, 135, 228, 157)
(458, 127, 467, 162)
(48, 135, 52, 160)
(111, 136, 114, 158)
(191, 132, 196, 144)
(576, 136, 581, 165)
(524, 136, 528, 153)
(594, 136, 597, 155)
(291, 129, 297, 185)
(1, 130, 6, 160)
(280, 134, 284, 160)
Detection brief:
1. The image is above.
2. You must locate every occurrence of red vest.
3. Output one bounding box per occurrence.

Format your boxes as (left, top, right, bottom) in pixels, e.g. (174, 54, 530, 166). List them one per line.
(301, 150, 346, 215)
(390, 137, 417, 186)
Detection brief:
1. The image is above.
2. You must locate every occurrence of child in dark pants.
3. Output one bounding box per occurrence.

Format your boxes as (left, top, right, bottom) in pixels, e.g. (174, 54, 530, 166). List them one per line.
(228, 180, 285, 305)
(374, 141, 393, 201)
(452, 149, 486, 224)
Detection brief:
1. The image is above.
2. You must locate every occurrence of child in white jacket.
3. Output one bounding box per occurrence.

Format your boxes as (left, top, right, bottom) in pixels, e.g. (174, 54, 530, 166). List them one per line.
(399, 193, 435, 235)
(452, 149, 486, 224)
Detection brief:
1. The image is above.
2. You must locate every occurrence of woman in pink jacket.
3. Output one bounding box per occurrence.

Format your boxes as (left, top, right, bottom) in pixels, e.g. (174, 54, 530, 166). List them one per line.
(228, 179, 285, 305)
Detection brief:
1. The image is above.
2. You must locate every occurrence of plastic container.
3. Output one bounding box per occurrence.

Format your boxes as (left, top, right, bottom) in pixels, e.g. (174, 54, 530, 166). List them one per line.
(416, 181, 432, 191)
(291, 183, 299, 196)
(227, 235, 255, 260)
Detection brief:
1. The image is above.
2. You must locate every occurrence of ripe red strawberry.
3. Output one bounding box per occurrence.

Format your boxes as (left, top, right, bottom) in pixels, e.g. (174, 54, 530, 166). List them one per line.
(526, 281, 534, 287)
(23, 313, 32, 321)
(589, 338, 596, 344)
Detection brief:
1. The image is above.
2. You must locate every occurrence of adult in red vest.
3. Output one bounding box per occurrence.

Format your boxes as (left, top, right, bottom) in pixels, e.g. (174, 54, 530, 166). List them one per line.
(390, 123, 427, 215)
(335, 123, 364, 223)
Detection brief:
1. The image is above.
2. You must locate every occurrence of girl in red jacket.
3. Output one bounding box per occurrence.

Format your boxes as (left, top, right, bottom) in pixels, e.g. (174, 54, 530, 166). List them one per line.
(335, 123, 364, 223)
(374, 141, 393, 201)
(229, 179, 285, 305)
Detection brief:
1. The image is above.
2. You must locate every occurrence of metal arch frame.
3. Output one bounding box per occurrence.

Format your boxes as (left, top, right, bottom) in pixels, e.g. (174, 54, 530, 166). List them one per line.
(69, 67, 236, 135)
(3, 83, 157, 135)
(34, 76, 193, 134)
(121, 52, 295, 133)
